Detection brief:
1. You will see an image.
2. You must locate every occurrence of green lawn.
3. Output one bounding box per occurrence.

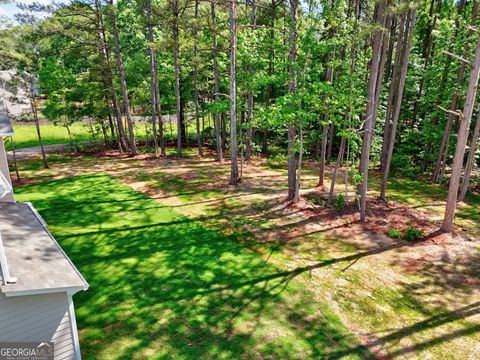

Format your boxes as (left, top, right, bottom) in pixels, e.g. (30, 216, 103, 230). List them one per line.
(6, 123, 155, 151)
(7, 119, 208, 151)
(15, 174, 371, 360)
(7, 123, 94, 150)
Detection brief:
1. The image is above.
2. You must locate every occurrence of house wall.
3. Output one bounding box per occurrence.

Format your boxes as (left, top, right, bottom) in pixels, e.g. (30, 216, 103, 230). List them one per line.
(0, 291, 77, 359)
(0, 137, 14, 203)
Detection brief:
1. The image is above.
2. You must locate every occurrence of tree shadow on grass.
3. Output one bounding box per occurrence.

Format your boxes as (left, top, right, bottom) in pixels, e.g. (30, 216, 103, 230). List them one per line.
(15, 174, 373, 360)
(395, 248, 480, 300)
(326, 301, 480, 359)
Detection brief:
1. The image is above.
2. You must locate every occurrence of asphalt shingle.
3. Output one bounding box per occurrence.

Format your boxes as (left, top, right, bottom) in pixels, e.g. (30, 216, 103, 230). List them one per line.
(0, 202, 88, 295)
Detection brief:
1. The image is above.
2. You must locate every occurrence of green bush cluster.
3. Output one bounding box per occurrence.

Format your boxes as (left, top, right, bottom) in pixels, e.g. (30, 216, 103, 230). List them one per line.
(388, 226, 424, 241)
(332, 194, 346, 211)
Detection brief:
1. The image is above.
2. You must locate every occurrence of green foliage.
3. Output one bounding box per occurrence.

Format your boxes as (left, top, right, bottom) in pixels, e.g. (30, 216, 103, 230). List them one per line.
(332, 193, 346, 211)
(388, 228, 401, 239)
(387, 227, 423, 241)
(2, 0, 478, 201)
(403, 226, 424, 241)
(305, 193, 327, 206)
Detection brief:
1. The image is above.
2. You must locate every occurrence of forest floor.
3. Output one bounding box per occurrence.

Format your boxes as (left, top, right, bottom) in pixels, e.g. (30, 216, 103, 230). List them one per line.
(13, 148, 480, 359)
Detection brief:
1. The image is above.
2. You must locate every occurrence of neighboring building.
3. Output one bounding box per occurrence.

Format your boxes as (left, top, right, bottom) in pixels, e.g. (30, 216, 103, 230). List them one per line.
(0, 102, 88, 359)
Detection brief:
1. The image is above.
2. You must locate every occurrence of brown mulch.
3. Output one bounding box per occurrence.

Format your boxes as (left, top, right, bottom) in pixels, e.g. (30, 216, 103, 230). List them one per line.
(289, 192, 450, 244)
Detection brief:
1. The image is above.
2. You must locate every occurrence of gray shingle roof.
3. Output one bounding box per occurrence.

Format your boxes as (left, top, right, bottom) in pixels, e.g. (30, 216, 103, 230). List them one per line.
(0, 104, 14, 137)
(0, 202, 88, 296)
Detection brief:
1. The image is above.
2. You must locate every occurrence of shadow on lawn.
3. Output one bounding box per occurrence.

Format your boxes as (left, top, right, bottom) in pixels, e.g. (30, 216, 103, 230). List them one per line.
(15, 167, 480, 359)
(16, 174, 372, 360)
(327, 301, 480, 359)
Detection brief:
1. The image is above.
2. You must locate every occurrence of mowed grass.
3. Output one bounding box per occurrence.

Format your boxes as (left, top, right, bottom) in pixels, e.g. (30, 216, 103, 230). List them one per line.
(7, 123, 94, 150)
(7, 119, 209, 151)
(15, 174, 371, 360)
(6, 123, 154, 151)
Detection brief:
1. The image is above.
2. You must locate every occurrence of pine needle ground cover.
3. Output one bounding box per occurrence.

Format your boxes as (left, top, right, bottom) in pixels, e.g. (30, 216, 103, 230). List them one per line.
(15, 174, 371, 360)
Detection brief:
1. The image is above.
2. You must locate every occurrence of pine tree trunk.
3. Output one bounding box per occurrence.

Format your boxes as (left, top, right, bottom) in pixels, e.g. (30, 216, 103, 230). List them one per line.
(384, 17, 397, 81)
(326, 123, 334, 163)
(318, 121, 328, 188)
(222, 112, 227, 151)
(372, 15, 390, 126)
(154, 58, 166, 156)
(30, 92, 48, 169)
(432, 0, 469, 182)
(172, 2, 182, 156)
(263, 0, 277, 155)
(212, 1, 223, 161)
(104, 96, 116, 144)
(411, 0, 443, 126)
(146, 0, 158, 157)
(101, 121, 108, 148)
(294, 119, 303, 202)
(181, 100, 188, 145)
(287, 0, 298, 201)
(359, 0, 386, 222)
(108, 0, 137, 156)
(193, 0, 202, 156)
(380, 9, 416, 201)
(381, 13, 406, 171)
(229, 0, 239, 185)
(319, 24, 336, 186)
(94, 0, 128, 153)
(246, 0, 256, 161)
(441, 31, 480, 233)
(328, 135, 346, 204)
(459, 109, 480, 202)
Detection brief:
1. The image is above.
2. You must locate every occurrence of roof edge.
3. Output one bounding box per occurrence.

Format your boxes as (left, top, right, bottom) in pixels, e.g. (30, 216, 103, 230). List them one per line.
(25, 202, 89, 291)
(2, 285, 85, 297)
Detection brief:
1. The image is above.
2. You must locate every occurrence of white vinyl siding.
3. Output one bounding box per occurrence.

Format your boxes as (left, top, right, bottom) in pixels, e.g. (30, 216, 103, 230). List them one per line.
(0, 292, 76, 360)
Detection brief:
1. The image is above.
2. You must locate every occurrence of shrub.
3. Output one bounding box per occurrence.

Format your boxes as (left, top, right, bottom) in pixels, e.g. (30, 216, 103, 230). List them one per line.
(305, 193, 326, 206)
(333, 194, 346, 211)
(388, 228, 401, 238)
(403, 227, 424, 241)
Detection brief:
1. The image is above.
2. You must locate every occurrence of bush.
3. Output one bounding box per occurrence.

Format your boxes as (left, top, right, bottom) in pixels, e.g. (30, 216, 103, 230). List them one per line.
(388, 228, 401, 238)
(388, 227, 424, 241)
(266, 153, 288, 168)
(305, 193, 326, 206)
(402, 227, 424, 241)
(333, 194, 346, 211)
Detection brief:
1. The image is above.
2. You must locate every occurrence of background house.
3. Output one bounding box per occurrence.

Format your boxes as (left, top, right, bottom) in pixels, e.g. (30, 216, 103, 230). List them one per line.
(0, 101, 88, 360)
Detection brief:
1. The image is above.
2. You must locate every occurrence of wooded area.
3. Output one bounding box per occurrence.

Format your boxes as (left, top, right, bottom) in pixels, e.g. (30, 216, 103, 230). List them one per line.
(1, 0, 480, 228)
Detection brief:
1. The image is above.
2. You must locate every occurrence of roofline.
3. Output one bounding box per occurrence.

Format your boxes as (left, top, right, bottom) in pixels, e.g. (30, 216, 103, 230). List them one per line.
(2, 286, 85, 297)
(26, 202, 89, 291)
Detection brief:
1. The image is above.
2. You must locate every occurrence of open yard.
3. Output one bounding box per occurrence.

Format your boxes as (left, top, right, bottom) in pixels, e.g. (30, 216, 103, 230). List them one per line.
(13, 150, 480, 359)
(6, 121, 200, 151)
(6, 123, 94, 150)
